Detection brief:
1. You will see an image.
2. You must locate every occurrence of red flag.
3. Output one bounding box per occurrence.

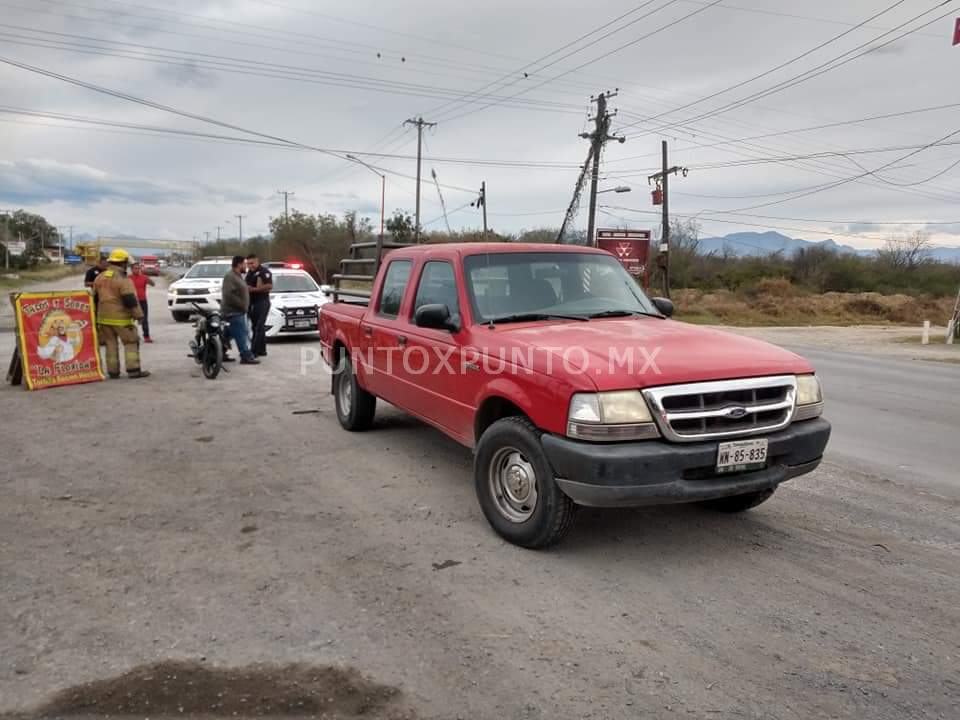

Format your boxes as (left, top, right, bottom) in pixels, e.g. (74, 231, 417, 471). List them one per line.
(954, 17, 960, 46)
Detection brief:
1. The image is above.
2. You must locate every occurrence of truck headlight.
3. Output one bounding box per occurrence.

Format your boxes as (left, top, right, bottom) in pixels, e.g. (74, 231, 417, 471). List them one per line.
(793, 374, 823, 421)
(171, 288, 180, 295)
(567, 391, 659, 442)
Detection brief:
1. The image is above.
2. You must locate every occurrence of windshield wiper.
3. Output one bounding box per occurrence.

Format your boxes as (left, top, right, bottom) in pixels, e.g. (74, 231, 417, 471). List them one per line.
(585, 309, 664, 320)
(488, 312, 588, 325)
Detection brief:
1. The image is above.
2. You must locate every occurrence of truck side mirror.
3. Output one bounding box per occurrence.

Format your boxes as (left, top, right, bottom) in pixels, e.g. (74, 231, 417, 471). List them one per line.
(651, 297, 674, 318)
(415, 303, 459, 332)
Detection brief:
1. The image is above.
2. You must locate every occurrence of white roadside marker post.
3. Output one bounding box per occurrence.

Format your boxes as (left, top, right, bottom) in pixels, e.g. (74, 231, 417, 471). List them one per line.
(922, 320, 931, 345)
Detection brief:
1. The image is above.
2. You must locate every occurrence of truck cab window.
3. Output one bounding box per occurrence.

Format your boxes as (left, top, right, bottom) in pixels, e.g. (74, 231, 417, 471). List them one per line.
(413, 262, 460, 325)
(377, 260, 412, 318)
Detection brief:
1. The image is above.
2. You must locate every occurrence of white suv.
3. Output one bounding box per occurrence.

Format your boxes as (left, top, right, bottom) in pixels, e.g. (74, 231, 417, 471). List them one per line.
(167, 259, 232, 322)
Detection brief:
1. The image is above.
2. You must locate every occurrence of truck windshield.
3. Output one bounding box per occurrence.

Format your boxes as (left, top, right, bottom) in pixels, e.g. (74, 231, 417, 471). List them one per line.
(185, 263, 231, 279)
(272, 274, 320, 293)
(463, 252, 659, 323)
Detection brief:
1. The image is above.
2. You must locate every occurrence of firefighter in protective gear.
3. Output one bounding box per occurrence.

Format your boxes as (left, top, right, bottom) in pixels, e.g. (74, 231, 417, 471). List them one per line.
(94, 248, 151, 379)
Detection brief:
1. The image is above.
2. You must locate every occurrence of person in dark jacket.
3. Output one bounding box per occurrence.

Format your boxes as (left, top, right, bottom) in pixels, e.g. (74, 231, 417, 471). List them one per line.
(221, 256, 259, 365)
(245, 253, 272, 357)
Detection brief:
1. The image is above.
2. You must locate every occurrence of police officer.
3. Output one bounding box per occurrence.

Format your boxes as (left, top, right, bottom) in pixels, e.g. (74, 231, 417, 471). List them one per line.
(245, 253, 272, 358)
(93, 248, 150, 379)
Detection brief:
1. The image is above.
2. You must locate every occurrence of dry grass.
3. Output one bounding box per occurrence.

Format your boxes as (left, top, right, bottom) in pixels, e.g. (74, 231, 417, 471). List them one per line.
(674, 280, 955, 326)
(0, 264, 84, 289)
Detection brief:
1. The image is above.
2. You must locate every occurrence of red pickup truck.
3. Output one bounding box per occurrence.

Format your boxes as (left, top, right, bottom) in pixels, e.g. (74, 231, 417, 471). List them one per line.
(320, 243, 830, 548)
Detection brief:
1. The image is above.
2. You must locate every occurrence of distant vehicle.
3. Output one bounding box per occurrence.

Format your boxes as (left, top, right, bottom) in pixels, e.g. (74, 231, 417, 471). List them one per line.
(264, 268, 328, 338)
(141, 255, 161, 276)
(158, 258, 168, 268)
(166, 259, 232, 322)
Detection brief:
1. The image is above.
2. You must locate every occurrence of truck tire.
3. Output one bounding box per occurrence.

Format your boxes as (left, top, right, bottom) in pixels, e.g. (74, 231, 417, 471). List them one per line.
(334, 354, 376, 431)
(474, 417, 577, 549)
(700, 488, 775, 513)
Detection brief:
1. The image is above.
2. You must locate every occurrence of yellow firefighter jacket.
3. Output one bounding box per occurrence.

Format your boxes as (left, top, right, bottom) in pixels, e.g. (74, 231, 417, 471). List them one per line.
(94, 263, 144, 327)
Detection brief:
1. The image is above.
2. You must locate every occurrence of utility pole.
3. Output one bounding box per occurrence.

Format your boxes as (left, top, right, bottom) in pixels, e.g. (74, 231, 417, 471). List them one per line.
(472, 182, 488, 236)
(582, 91, 625, 247)
(204, 231, 211, 244)
(647, 140, 688, 297)
(404, 116, 436, 242)
(278, 190, 295, 223)
(480, 181, 488, 237)
(235, 214, 246, 244)
(216, 225, 223, 242)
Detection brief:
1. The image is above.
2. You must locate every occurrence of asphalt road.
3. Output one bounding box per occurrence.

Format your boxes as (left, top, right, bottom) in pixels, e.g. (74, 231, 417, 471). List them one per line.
(788, 346, 960, 499)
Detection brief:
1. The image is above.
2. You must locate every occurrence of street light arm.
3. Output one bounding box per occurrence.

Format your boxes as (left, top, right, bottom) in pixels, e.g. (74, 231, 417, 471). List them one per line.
(346, 154, 385, 179)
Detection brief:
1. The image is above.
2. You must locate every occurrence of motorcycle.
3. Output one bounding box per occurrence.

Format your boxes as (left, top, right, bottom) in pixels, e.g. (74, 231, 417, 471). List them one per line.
(189, 303, 226, 379)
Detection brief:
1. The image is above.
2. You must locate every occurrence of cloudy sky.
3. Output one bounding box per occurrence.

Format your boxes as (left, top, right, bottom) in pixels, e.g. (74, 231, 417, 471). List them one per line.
(1, 0, 959, 249)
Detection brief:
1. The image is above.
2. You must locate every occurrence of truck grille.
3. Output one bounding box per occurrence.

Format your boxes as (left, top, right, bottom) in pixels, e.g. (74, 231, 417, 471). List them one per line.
(642, 375, 797, 442)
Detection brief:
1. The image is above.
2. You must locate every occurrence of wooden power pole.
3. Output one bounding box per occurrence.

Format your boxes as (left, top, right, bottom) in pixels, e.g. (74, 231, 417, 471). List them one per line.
(648, 141, 687, 297)
(404, 116, 436, 242)
(583, 91, 625, 246)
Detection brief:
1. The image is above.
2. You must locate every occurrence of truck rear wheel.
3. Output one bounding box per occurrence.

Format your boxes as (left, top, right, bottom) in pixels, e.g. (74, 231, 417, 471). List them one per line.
(474, 417, 576, 549)
(334, 354, 376, 431)
(700, 488, 775, 513)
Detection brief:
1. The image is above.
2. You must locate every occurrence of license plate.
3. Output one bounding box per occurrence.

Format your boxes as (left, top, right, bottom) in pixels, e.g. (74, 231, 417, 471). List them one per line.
(291, 319, 312, 329)
(716, 438, 768, 474)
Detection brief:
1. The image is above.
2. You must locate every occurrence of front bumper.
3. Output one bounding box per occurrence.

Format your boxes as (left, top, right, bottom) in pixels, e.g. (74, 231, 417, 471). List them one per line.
(168, 295, 220, 312)
(542, 418, 831, 507)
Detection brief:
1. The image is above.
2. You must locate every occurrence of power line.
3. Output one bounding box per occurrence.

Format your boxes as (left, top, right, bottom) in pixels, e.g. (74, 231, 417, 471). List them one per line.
(425, 0, 677, 122)
(0, 105, 589, 171)
(626, 1, 957, 138)
(438, 0, 724, 126)
(618, 0, 910, 132)
(707, 123, 960, 214)
(0, 26, 590, 115)
(2, 0, 627, 102)
(0, 56, 482, 200)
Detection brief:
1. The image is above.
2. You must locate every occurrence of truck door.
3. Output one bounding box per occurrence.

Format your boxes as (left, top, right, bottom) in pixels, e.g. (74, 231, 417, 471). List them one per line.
(358, 258, 413, 403)
(400, 260, 475, 443)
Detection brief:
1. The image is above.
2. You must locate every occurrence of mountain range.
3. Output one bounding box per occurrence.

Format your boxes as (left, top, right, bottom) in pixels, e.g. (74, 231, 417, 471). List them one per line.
(698, 231, 960, 264)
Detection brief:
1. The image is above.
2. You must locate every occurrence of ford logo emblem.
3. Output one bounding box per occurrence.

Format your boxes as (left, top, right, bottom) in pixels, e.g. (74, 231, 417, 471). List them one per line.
(726, 406, 748, 419)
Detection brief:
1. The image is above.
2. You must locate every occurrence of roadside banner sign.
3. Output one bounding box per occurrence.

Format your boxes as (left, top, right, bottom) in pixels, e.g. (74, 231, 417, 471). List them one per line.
(954, 18, 960, 46)
(10, 291, 105, 390)
(596, 228, 652, 287)
(7, 239, 26, 256)
(64, 254, 83, 264)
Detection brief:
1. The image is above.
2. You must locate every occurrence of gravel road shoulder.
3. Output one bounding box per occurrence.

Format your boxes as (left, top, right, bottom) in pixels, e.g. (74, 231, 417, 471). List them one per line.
(1, 296, 957, 719)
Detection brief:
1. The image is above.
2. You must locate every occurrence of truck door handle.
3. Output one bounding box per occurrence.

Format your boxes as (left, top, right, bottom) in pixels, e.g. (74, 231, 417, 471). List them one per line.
(396, 335, 407, 347)
(362, 325, 373, 337)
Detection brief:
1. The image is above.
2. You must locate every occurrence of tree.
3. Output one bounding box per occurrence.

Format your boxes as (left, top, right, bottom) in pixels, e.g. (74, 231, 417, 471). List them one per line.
(385, 211, 415, 244)
(1, 209, 60, 268)
(877, 230, 931, 271)
(269, 211, 371, 282)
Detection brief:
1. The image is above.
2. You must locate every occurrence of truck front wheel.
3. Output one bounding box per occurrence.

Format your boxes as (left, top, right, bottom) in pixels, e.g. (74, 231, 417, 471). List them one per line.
(474, 417, 576, 549)
(700, 488, 775, 513)
(334, 354, 376, 431)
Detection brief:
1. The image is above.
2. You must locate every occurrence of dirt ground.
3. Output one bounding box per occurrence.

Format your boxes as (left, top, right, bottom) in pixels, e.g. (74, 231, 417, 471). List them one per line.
(719, 324, 960, 363)
(1, 280, 958, 719)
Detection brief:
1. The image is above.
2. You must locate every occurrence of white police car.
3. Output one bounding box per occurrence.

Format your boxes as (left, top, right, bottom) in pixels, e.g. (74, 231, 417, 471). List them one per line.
(167, 258, 232, 322)
(264, 268, 328, 338)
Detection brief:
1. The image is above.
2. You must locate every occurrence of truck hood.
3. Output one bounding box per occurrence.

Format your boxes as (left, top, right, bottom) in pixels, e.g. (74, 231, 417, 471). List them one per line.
(486, 318, 813, 391)
(270, 292, 326, 310)
(170, 278, 222, 290)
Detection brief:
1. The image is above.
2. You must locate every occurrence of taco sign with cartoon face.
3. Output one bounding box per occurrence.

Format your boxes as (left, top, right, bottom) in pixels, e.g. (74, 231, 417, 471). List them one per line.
(14, 291, 105, 390)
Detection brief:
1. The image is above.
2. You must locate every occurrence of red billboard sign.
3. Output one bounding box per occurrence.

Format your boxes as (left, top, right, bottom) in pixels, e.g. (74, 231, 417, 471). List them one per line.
(596, 229, 652, 286)
(13, 291, 105, 390)
(954, 17, 960, 46)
